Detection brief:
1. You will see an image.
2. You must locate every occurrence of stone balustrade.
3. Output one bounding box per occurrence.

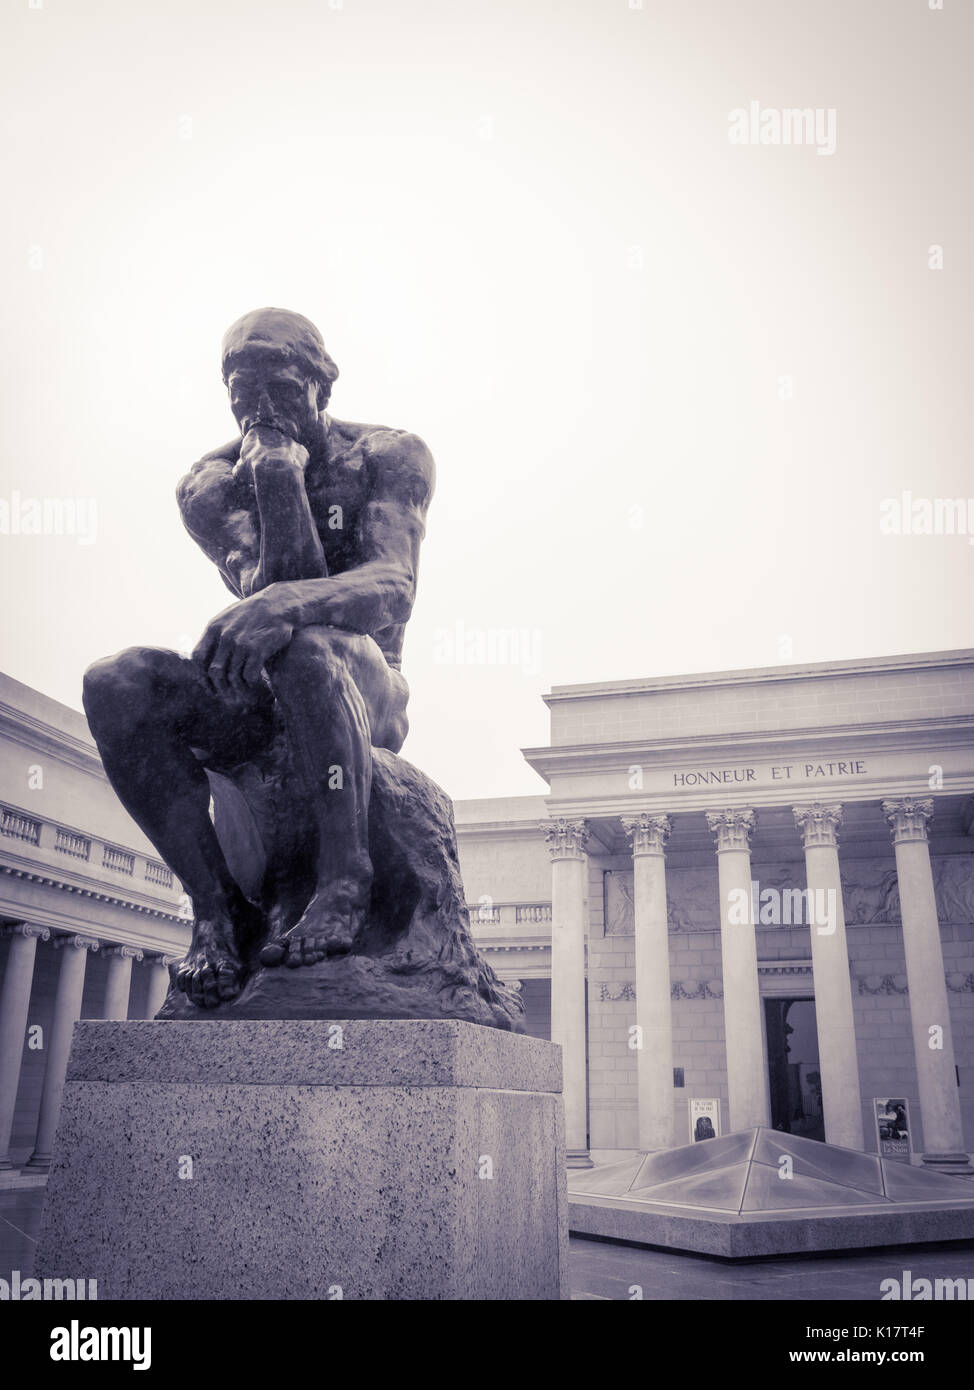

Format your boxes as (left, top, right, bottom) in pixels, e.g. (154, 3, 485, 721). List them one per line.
(0, 798, 179, 900)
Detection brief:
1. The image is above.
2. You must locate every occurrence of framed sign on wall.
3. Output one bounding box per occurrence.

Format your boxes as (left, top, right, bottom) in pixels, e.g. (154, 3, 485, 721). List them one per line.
(689, 1098, 720, 1143)
(873, 1097, 913, 1162)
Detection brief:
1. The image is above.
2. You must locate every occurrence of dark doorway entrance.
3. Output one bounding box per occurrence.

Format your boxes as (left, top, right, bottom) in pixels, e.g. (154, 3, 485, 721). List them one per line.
(764, 997, 825, 1142)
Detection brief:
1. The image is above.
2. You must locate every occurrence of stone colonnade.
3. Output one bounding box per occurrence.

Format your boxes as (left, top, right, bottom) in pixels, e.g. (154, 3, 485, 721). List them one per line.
(0, 929, 176, 1171)
(544, 797, 968, 1168)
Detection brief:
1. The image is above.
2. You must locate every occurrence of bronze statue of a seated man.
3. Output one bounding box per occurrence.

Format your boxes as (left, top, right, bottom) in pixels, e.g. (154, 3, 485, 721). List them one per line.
(83, 308, 435, 1009)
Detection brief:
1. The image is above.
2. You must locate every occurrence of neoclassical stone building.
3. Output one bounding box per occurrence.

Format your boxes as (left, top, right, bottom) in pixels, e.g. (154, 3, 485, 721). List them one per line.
(457, 650, 974, 1171)
(2, 651, 973, 1177)
(0, 673, 188, 1170)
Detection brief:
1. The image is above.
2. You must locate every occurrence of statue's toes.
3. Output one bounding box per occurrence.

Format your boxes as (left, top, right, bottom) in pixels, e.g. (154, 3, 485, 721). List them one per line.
(182, 967, 202, 1005)
(179, 964, 205, 1005)
(270, 931, 351, 968)
(216, 961, 242, 1000)
(285, 935, 328, 967)
(197, 965, 222, 1009)
(175, 959, 231, 1007)
(283, 939, 306, 968)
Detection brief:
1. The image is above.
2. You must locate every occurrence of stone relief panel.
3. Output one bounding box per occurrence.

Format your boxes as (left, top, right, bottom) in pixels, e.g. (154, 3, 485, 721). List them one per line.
(603, 871, 635, 936)
(604, 866, 723, 935)
(839, 862, 900, 924)
(604, 864, 805, 933)
(840, 855, 974, 924)
(604, 855, 974, 933)
(931, 855, 974, 923)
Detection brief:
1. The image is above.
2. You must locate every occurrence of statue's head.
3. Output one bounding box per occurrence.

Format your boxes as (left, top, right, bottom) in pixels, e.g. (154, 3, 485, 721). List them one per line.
(221, 308, 339, 445)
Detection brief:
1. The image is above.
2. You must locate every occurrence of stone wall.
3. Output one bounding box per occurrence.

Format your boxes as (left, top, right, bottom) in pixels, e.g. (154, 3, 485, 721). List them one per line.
(454, 819, 550, 908)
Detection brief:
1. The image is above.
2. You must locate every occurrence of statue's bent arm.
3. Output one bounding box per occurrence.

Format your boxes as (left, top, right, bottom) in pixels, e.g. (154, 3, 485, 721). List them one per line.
(267, 428, 435, 640)
(245, 427, 327, 591)
(176, 441, 261, 599)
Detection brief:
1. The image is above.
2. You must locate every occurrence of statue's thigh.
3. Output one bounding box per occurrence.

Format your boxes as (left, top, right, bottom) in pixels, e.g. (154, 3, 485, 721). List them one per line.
(169, 659, 277, 766)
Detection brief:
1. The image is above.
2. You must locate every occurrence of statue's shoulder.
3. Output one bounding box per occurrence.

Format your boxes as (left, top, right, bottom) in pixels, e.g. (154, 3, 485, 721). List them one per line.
(331, 417, 435, 508)
(176, 438, 245, 525)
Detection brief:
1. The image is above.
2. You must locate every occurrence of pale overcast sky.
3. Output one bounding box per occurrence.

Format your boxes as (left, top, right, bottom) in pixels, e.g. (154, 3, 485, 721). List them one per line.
(1, 0, 971, 799)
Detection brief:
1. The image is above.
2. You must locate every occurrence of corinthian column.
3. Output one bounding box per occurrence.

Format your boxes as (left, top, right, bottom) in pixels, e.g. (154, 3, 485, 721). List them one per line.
(621, 813, 674, 1151)
(706, 808, 769, 1131)
(883, 798, 969, 1171)
(544, 817, 591, 1168)
(0, 924, 49, 1168)
(102, 944, 143, 1020)
(793, 803, 864, 1150)
(25, 934, 99, 1173)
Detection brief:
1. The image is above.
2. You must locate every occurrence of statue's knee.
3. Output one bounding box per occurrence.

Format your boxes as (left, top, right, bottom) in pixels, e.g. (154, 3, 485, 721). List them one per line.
(83, 647, 165, 725)
(83, 651, 126, 710)
(280, 626, 362, 679)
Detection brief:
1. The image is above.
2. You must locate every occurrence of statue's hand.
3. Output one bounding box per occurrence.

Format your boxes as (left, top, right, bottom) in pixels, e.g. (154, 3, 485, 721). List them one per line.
(232, 425, 308, 485)
(193, 592, 294, 696)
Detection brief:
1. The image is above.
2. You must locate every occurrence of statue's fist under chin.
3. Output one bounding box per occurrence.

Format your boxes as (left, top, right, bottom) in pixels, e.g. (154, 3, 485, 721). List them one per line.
(233, 425, 309, 484)
(192, 594, 294, 698)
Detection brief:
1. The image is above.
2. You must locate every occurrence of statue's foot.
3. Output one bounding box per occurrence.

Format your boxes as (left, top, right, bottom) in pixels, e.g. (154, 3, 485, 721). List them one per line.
(259, 891, 364, 968)
(175, 942, 244, 1008)
(175, 903, 261, 1007)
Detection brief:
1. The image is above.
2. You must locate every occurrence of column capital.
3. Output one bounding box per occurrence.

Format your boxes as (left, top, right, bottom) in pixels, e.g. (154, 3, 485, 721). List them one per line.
(621, 812, 672, 856)
(2, 923, 50, 943)
(542, 818, 589, 860)
(883, 797, 934, 845)
(706, 807, 755, 852)
(152, 954, 182, 968)
(53, 934, 100, 953)
(793, 802, 843, 849)
(104, 944, 143, 961)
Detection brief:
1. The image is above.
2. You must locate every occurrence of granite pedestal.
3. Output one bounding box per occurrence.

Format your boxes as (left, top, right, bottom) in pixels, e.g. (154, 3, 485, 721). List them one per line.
(35, 1019, 568, 1300)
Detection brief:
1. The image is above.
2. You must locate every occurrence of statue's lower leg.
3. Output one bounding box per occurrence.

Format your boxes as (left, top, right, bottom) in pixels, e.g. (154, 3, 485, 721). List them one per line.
(129, 778, 263, 1007)
(258, 776, 373, 966)
(83, 649, 273, 1007)
(259, 660, 374, 968)
(104, 771, 262, 1007)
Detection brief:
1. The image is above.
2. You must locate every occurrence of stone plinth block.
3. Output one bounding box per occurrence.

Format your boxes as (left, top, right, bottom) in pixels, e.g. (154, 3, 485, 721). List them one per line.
(35, 1019, 568, 1300)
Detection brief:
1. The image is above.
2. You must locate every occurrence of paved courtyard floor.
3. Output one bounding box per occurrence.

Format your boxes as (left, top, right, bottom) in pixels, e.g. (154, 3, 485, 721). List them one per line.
(3, 1188, 972, 1300)
(569, 1232, 974, 1300)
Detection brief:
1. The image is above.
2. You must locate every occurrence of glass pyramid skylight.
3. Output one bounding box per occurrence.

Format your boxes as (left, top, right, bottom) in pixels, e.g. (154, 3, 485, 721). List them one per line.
(568, 1127, 974, 1215)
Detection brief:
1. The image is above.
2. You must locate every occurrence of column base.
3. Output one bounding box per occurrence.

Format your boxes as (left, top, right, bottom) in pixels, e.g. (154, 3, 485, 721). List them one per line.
(566, 1148, 594, 1169)
(23, 1153, 52, 1173)
(920, 1152, 974, 1177)
(0, 1156, 15, 1171)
